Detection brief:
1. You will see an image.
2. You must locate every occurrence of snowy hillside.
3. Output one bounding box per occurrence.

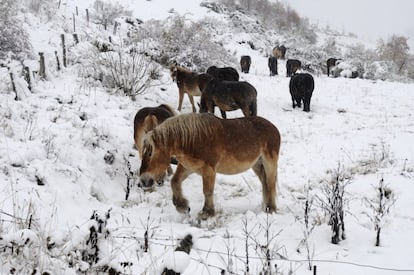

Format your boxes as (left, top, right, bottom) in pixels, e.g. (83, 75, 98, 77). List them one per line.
(1, 0, 414, 274)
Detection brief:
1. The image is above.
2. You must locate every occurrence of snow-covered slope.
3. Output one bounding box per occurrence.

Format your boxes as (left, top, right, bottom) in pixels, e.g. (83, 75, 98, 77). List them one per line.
(1, 1, 414, 274)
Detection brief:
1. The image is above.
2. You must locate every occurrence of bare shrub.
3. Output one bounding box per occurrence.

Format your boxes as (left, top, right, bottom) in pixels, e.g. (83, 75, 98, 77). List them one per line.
(363, 178, 396, 246)
(318, 163, 350, 244)
(73, 40, 160, 97)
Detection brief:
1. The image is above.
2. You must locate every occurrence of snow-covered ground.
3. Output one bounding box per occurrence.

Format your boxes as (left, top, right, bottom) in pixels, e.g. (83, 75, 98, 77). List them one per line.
(1, 1, 414, 274)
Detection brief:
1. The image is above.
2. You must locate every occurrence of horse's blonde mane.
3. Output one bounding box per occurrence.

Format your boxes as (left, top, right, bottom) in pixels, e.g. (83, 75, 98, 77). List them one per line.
(152, 113, 219, 150)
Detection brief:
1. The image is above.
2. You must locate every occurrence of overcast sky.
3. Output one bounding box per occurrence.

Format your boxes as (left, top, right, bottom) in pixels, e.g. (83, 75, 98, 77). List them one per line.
(285, 0, 414, 51)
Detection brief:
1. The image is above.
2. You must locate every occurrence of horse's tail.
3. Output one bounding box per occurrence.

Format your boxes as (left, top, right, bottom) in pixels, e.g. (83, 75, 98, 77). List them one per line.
(250, 99, 257, 116)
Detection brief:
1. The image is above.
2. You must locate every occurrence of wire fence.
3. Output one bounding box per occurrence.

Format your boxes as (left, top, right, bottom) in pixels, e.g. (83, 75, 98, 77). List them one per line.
(113, 234, 414, 274)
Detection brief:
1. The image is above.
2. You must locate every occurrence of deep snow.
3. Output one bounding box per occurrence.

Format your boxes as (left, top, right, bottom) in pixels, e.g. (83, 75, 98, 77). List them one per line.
(1, 0, 414, 274)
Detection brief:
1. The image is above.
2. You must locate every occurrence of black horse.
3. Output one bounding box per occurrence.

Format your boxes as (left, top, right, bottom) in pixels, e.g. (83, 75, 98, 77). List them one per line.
(289, 73, 315, 112)
(268, 56, 278, 76)
(206, 66, 239, 81)
(240, 55, 252, 73)
(286, 59, 301, 77)
(199, 79, 257, 118)
(327, 58, 340, 77)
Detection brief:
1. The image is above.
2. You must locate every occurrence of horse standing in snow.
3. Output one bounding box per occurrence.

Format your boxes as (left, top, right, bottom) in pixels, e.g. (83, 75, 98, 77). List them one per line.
(199, 79, 257, 118)
(289, 73, 315, 112)
(170, 65, 213, 112)
(206, 66, 239, 81)
(139, 113, 281, 219)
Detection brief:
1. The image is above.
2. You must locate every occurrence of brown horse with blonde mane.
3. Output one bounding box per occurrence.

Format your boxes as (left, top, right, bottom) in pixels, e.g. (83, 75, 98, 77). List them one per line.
(170, 65, 213, 112)
(133, 104, 176, 184)
(139, 113, 281, 219)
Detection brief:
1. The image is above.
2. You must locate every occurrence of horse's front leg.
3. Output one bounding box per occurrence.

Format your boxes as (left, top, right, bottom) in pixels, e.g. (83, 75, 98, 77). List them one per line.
(171, 163, 192, 213)
(198, 167, 216, 220)
(188, 94, 197, 112)
(220, 109, 227, 119)
(177, 88, 184, 111)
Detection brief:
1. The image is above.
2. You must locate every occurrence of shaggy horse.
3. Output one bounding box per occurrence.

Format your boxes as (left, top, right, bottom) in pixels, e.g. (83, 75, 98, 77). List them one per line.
(170, 65, 213, 112)
(133, 104, 176, 184)
(327, 58, 340, 77)
(199, 79, 257, 118)
(268, 56, 278, 76)
(139, 113, 281, 219)
(286, 59, 302, 77)
(272, 45, 287, 59)
(240, 55, 252, 73)
(206, 66, 239, 81)
(289, 73, 315, 112)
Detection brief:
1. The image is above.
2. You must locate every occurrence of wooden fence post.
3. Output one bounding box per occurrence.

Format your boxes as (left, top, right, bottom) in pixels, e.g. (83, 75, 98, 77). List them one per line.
(54, 50, 61, 71)
(86, 9, 89, 24)
(61, 34, 67, 68)
(313, 265, 317, 275)
(113, 21, 119, 35)
(72, 13, 76, 32)
(8, 68, 18, 100)
(73, 33, 79, 44)
(24, 66, 32, 91)
(39, 52, 46, 80)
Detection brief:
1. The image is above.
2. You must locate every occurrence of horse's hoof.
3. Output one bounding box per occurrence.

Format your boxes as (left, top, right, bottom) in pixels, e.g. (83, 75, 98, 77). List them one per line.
(197, 209, 215, 220)
(265, 206, 277, 213)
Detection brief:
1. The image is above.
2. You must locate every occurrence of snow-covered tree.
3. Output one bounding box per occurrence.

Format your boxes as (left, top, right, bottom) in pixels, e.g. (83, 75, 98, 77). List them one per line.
(91, 0, 132, 30)
(377, 35, 410, 73)
(0, 0, 32, 61)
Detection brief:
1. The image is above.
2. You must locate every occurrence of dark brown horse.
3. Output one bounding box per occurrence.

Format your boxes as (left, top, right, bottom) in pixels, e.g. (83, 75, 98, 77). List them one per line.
(199, 79, 257, 119)
(327, 58, 341, 77)
(240, 55, 251, 73)
(139, 113, 281, 219)
(206, 66, 239, 81)
(170, 65, 213, 112)
(289, 73, 315, 112)
(286, 59, 302, 77)
(133, 104, 176, 184)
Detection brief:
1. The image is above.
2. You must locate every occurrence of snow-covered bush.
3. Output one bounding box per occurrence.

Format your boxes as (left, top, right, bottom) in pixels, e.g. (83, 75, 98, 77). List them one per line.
(363, 61, 395, 80)
(23, 0, 56, 22)
(128, 15, 236, 71)
(0, 0, 32, 61)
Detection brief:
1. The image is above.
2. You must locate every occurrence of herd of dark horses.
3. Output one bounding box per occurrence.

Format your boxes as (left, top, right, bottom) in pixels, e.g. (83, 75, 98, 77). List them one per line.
(133, 46, 346, 219)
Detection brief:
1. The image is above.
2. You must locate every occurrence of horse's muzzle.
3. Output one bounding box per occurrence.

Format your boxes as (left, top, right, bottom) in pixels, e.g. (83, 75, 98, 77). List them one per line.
(139, 177, 155, 189)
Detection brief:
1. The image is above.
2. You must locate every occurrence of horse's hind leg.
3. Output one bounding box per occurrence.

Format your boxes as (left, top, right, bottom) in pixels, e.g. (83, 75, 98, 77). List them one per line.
(188, 94, 197, 112)
(171, 163, 192, 213)
(252, 158, 277, 212)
